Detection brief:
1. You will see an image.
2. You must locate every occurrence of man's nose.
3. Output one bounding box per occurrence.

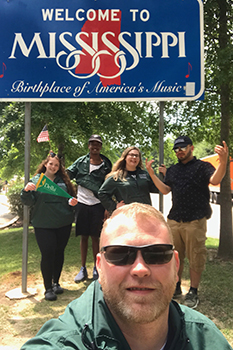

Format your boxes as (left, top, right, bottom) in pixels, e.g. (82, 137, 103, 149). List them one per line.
(130, 251, 151, 278)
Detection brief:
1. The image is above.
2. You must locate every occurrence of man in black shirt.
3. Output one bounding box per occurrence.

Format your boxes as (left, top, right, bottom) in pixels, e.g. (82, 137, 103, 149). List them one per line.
(146, 136, 228, 308)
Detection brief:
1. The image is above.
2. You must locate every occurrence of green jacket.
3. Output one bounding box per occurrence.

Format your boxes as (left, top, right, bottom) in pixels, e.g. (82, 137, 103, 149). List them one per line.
(21, 281, 232, 350)
(67, 153, 112, 198)
(98, 168, 158, 212)
(20, 174, 75, 228)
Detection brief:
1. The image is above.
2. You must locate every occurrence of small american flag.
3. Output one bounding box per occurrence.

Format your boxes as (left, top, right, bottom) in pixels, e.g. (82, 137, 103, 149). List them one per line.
(37, 125, 50, 143)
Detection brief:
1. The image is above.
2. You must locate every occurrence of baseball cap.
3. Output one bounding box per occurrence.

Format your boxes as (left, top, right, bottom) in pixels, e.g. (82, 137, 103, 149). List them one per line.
(88, 134, 103, 144)
(173, 136, 192, 149)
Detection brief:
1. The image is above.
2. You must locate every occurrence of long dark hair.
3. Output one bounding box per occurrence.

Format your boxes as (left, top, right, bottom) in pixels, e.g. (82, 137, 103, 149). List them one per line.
(34, 152, 76, 197)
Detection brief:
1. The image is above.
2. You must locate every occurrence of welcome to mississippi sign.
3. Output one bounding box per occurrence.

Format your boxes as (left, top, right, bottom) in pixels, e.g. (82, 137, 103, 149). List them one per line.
(0, 0, 204, 101)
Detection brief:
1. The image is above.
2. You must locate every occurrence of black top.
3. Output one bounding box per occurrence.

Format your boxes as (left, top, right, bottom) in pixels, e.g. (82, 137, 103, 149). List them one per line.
(164, 157, 215, 222)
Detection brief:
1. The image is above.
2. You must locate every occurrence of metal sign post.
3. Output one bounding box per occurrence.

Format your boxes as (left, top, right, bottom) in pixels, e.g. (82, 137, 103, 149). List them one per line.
(22, 102, 31, 293)
(159, 101, 165, 213)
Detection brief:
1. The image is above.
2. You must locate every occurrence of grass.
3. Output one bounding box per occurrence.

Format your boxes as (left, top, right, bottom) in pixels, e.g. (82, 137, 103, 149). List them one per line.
(0, 225, 233, 348)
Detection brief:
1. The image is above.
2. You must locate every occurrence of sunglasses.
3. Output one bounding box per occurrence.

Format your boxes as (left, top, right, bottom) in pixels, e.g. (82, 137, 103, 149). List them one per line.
(174, 146, 188, 153)
(49, 151, 62, 159)
(127, 153, 140, 158)
(100, 244, 174, 266)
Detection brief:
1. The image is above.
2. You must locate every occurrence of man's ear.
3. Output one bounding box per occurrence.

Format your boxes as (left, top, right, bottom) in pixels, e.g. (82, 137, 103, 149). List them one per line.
(96, 253, 102, 284)
(174, 250, 180, 281)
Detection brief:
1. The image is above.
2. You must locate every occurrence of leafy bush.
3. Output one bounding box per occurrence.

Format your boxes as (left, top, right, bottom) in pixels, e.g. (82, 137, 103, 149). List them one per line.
(6, 181, 24, 220)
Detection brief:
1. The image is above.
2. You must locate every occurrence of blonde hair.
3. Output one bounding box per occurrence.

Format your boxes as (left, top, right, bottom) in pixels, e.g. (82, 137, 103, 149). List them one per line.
(106, 146, 143, 181)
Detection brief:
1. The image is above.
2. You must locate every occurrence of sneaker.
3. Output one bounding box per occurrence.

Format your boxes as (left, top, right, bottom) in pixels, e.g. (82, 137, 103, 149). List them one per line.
(93, 266, 99, 280)
(184, 289, 199, 309)
(52, 283, 64, 294)
(44, 288, 57, 301)
(173, 282, 182, 299)
(74, 266, 88, 283)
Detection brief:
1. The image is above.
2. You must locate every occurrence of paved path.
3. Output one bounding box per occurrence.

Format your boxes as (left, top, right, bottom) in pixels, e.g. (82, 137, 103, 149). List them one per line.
(0, 193, 19, 228)
(151, 193, 222, 239)
(0, 192, 227, 238)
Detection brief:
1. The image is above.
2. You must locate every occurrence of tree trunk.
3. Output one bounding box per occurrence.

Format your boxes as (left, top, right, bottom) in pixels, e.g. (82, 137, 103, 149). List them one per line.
(216, 0, 233, 258)
(58, 143, 65, 167)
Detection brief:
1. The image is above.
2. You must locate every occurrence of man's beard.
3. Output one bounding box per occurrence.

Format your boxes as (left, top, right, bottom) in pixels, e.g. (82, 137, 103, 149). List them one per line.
(100, 272, 176, 324)
(178, 148, 192, 162)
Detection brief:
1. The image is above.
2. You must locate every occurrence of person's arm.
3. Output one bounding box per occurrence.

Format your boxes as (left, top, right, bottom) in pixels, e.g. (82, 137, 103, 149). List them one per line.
(145, 159, 171, 195)
(209, 141, 228, 185)
(20, 182, 37, 206)
(159, 164, 167, 177)
(66, 159, 79, 180)
(98, 177, 118, 212)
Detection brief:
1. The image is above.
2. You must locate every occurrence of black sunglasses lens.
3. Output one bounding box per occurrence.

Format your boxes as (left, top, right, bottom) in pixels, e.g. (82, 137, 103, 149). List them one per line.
(103, 245, 173, 266)
(104, 246, 136, 265)
(142, 245, 174, 264)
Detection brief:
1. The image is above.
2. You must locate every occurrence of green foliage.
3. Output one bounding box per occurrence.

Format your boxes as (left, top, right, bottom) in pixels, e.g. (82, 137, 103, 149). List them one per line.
(6, 180, 24, 220)
(161, 0, 233, 155)
(0, 180, 3, 192)
(0, 101, 161, 178)
(193, 140, 216, 159)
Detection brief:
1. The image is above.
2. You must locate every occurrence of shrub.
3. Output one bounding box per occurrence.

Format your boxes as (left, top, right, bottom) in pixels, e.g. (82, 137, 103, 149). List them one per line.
(6, 181, 24, 220)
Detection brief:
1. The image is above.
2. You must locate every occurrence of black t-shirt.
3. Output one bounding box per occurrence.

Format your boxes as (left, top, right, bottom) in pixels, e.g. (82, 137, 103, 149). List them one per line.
(164, 157, 215, 222)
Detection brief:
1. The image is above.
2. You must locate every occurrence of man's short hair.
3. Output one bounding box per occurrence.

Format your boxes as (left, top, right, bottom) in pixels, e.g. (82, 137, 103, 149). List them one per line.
(101, 202, 173, 243)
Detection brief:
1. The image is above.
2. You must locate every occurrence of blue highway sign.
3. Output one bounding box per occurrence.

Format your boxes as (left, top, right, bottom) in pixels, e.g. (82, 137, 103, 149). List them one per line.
(0, 0, 204, 101)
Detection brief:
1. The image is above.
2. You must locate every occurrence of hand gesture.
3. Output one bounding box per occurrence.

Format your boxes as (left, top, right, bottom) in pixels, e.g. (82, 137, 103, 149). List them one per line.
(69, 197, 78, 206)
(215, 141, 228, 165)
(116, 200, 125, 209)
(159, 164, 167, 176)
(145, 158, 155, 177)
(24, 182, 36, 192)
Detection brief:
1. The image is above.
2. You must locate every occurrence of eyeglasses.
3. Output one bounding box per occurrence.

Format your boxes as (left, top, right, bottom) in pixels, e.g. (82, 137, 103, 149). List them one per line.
(174, 146, 188, 153)
(100, 244, 174, 266)
(127, 153, 140, 158)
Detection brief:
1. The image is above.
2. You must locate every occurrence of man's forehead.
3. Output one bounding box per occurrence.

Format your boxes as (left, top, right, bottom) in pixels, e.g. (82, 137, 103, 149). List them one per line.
(103, 213, 168, 243)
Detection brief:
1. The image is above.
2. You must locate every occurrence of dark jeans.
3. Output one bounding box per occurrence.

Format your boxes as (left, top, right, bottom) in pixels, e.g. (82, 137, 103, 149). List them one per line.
(34, 224, 72, 290)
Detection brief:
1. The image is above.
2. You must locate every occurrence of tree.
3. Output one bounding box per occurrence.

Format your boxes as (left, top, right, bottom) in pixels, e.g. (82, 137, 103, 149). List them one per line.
(0, 101, 160, 178)
(201, 0, 233, 258)
(163, 0, 233, 258)
(212, 0, 233, 258)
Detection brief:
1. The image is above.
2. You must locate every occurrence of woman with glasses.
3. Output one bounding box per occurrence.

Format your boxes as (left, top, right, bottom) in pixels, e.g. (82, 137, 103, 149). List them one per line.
(21, 152, 78, 301)
(98, 146, 158, 213)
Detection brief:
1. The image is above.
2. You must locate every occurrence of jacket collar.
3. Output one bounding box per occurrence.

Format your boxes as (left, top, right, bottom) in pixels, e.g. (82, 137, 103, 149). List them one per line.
(81, 281, 131, 350)
(82, 282, 190, 350)
(164, 300, 190, 350)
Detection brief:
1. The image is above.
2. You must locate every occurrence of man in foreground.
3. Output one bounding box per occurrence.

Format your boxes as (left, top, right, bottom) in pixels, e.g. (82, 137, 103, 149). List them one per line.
(21, 203, 232, 350)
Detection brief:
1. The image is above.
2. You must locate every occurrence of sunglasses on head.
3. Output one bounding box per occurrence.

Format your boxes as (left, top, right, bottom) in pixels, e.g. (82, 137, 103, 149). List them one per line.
(100, 244, 174, 266)
(49, 151, 62, 159)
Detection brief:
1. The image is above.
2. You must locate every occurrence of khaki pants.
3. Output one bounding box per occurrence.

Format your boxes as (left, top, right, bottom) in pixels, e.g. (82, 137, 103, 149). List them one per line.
(167, 217, 207, 273)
